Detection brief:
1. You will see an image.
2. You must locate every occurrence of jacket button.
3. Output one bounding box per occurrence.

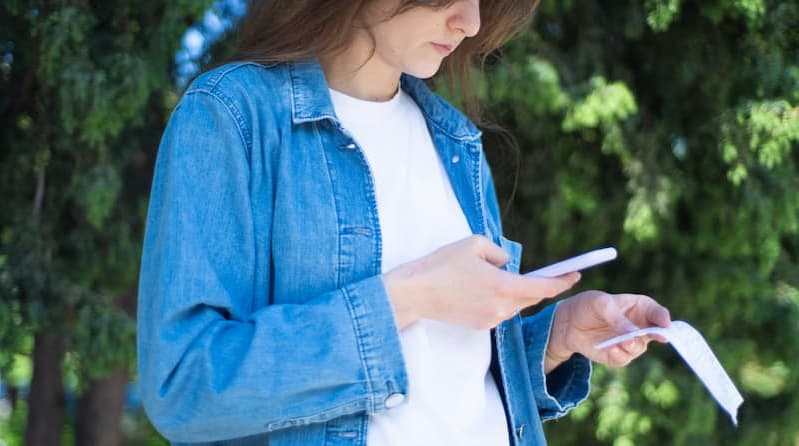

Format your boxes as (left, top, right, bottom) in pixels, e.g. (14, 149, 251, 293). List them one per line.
(384, 393, 406, 409)
(451, 155, 460, 163)
(516, 424, 526, 439)
(342, 142, 357, 150)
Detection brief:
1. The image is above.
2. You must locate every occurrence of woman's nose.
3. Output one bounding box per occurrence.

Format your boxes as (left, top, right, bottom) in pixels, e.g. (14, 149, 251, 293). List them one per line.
(448, 0, 481, 38)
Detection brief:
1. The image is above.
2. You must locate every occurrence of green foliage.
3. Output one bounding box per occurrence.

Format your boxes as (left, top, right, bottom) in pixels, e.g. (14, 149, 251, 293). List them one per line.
(721, 100, 799, 185)
(68, 300, 137, 388)
(473, 0, 799, 444)
(0, 399, 27, 446)
(1, 0, 796, 444)
(122, 409, 172, 446)
(0, 0, 213, 396)
(562, 76, 638, 133)
(646, 0, 682, 31)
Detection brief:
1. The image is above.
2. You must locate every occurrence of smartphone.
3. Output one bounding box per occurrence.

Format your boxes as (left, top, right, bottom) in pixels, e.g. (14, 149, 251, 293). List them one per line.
(524, 247, 618, 278)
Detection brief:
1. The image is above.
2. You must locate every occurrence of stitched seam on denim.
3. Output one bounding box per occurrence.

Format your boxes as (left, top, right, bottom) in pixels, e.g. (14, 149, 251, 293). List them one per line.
(351, 143, 383, 277)
(572, 356, 592, 407)
(553, 354, 592, 413)
(202, 62, 262, 90)
(288, 61, 338, 124)
(412, 100, 482, 143)
(426, 117, 482, 143)
(537, 302, 569, 413)
(263, 398, 368, 431)
(500, 236, 522, 272)
(559, 358, 578, 411)
(335, 125, 385, 413)
(184, 90, 252, 161)
(288, 61, 301, 121)
(331, 120, 383, 279)
(357, 412, 368, 445)
(496, 324, 518, 443)
(400, 77, 481, 142)
(312, 122, 344, 288)
(473, 151, 487, 237)
(341, 285, 377, 413)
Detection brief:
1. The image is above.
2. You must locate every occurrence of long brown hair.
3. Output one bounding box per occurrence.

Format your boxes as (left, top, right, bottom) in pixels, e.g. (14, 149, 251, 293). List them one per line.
(231, 0, 540, 122)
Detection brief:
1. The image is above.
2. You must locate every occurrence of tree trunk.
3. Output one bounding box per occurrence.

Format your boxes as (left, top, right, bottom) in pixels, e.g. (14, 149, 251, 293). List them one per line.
(25, 332, 66, 446)
(74, 291, 137, 446)
(75, 368, 128, 446)
(8, 386, 18, 410)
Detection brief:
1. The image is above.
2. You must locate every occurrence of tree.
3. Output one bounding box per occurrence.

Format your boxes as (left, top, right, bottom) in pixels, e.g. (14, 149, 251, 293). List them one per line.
(475, 0, 799, 444)
(3, 0, 797, 445)
(0, 1, 214, 444)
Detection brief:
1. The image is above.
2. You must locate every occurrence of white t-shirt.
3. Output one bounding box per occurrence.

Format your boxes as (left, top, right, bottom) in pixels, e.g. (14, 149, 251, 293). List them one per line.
(329, 87, 510, 446)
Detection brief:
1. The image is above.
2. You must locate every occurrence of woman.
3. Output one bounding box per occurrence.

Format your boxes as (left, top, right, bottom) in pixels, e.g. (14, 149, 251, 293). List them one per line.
(137, 1, 671, 445)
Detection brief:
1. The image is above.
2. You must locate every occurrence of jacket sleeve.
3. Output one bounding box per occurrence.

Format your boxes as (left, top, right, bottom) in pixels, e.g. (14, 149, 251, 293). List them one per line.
(137, 90, 407, 443)
(522, 303, 592, 421)
(478, 151, 591, 421)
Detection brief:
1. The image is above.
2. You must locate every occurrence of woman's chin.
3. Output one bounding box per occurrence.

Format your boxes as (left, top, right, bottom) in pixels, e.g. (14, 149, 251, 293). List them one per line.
(406, 62, 445, 80)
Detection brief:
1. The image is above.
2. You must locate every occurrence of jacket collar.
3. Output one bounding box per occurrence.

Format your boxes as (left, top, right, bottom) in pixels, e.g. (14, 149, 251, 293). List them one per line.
(288, 58, 482, 143)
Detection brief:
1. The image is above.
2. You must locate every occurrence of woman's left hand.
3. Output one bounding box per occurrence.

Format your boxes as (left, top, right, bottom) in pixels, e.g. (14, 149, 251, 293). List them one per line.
(545, 290, 671, 373)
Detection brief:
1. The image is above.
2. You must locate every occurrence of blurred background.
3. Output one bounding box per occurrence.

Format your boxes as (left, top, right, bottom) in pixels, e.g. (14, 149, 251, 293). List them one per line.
(1, 1, 797, 445)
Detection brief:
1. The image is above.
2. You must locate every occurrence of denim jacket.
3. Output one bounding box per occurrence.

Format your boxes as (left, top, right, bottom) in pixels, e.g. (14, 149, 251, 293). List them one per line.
(137, 60, 591, 446)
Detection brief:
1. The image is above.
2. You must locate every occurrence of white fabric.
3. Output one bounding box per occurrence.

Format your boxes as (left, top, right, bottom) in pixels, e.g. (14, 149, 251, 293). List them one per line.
(329, 87, 510, 446)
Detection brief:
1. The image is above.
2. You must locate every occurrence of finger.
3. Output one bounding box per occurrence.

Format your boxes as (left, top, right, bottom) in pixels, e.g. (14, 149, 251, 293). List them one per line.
(649, 334, 669, 344)
(593, 293, 640, 334)
(617, 294, 671, 328)
(646, 302, 672, 328)
(605, 346, 635, 367)
(469, 236, 510, 268)
(620, 337, 647, 356)
(500, 271, 581, 300)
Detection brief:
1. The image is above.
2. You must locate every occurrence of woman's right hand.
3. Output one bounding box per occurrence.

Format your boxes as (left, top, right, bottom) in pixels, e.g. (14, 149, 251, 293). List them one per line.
(383, 235, 581, 330)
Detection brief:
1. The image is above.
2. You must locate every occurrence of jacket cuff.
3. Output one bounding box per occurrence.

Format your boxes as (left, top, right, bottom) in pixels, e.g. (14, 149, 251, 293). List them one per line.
(342, 275, 409, 414)
(523, 302, 592, 421)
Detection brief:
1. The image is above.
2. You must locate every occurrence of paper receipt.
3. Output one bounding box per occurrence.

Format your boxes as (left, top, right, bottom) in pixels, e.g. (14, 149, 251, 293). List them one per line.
(595, 320, 744, 425)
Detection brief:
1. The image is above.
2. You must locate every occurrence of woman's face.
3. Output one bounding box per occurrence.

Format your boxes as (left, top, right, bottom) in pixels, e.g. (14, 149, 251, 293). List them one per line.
(361, 0, 481, 79)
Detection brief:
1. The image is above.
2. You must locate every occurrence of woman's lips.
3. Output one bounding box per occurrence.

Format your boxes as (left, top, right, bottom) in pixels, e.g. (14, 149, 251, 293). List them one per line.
(431, 42, 454, 56)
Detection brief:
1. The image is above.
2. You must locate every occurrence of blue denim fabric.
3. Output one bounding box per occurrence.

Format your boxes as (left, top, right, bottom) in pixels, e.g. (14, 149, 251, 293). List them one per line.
(137, 60, 591, 446)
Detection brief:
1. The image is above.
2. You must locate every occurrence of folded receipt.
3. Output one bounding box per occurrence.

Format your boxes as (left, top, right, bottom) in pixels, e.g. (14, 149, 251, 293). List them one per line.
(595, 320, 744, 425)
